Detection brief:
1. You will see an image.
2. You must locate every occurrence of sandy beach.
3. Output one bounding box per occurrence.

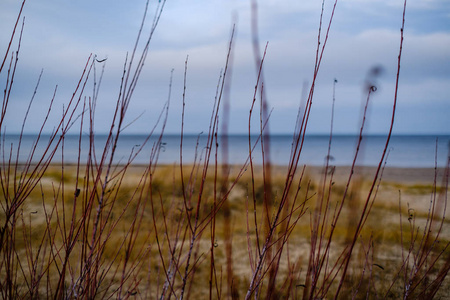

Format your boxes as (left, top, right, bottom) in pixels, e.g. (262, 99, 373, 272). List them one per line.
(304, 165, 448, 185)
(112, 163, 449, 222)
(7, 161, 450, 298)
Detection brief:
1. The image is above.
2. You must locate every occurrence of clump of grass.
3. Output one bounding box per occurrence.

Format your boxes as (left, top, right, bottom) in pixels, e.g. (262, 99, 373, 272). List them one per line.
(1, 0, 449, 299)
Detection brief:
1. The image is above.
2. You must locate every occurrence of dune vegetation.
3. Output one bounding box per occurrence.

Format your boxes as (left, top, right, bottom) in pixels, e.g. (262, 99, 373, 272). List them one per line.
(1, 0, 449, 299)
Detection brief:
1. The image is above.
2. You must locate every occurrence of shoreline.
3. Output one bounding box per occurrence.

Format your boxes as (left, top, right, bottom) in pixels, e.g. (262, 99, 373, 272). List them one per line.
(34, 162, 448, 186)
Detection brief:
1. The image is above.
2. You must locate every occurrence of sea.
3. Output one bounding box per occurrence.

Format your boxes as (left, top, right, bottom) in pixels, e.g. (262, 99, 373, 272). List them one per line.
(2, 134, 449, 168)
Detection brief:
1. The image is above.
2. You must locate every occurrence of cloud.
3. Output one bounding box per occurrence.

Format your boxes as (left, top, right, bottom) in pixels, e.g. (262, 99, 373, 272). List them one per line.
(1, 0, 448, 135)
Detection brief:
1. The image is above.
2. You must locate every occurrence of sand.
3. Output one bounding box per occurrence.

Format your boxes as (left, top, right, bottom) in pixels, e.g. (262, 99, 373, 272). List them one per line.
(11, 162, 449, 298)
(304, 165, 448, 185)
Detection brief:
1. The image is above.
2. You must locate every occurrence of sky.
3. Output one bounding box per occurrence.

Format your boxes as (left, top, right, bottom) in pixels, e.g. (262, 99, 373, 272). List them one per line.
(0, 0, 449, 135)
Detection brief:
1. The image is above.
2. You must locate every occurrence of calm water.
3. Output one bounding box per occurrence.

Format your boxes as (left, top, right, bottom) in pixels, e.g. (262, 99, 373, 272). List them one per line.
(2, 134, 449, 168)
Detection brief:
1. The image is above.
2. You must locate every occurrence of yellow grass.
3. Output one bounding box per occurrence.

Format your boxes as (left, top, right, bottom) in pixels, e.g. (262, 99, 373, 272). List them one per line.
(4, 163, 448, 298)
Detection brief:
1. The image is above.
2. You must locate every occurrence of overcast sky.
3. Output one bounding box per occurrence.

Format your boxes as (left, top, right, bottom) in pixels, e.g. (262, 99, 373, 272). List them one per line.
(1, 0, 449, 135)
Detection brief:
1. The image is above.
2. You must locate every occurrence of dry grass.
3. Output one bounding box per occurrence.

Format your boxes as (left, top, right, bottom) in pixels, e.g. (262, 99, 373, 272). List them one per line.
(7, 164, 448, 298)
(1, 0, 449, 299)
